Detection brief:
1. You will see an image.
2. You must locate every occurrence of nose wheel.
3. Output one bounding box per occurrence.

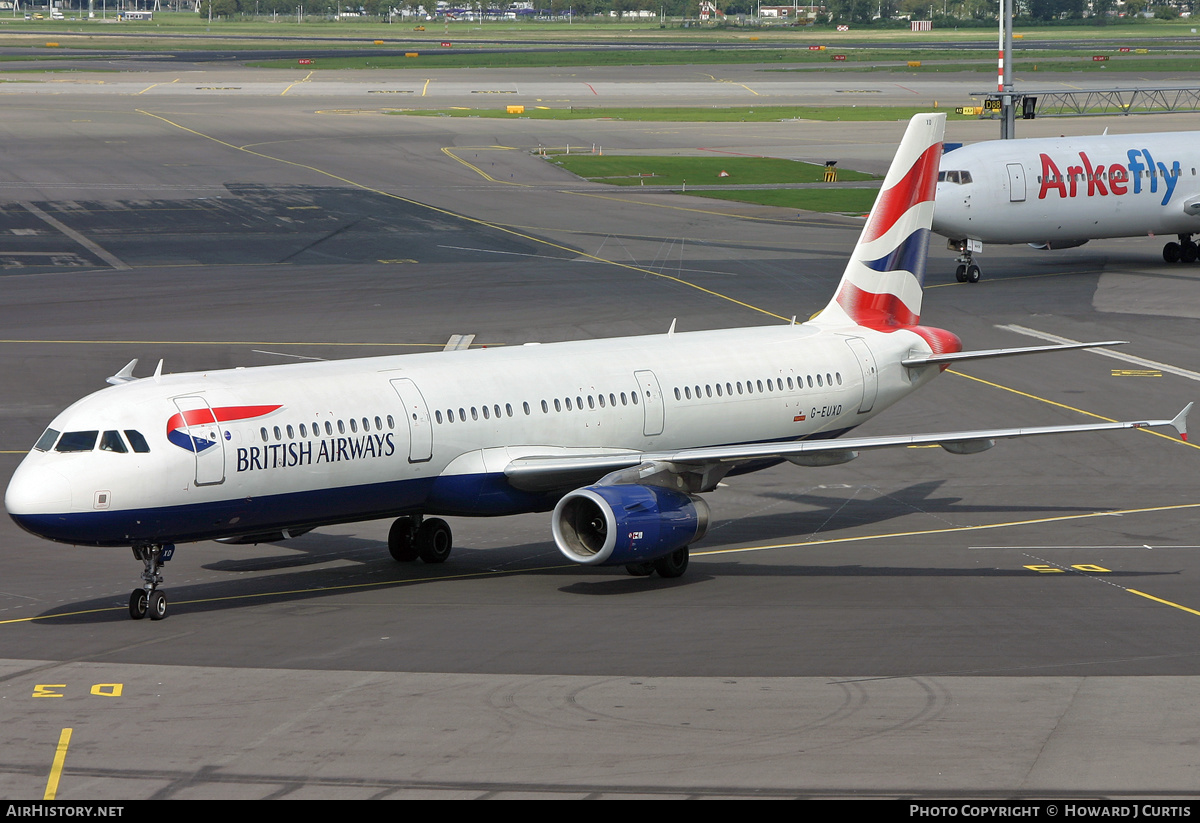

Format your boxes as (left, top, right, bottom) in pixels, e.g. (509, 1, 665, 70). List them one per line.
(128, 543, 173, 621)
(951, 241, 982, 283)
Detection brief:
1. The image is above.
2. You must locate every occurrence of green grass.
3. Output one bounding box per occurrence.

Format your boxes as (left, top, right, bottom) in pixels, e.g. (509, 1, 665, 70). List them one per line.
(548, 155, 878, 186)
(689, 188, 880, 214)
(546, 154, 881, 212)
(4, 12, 1200, 76)
(399, 105, 973, 122)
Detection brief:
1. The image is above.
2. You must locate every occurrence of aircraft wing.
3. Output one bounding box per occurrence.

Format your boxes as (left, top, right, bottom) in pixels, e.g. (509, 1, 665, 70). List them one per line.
(504, 404, 1191, 492)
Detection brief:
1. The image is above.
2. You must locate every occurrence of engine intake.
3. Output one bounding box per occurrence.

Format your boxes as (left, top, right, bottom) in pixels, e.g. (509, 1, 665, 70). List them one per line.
(552, 484, 710, 566)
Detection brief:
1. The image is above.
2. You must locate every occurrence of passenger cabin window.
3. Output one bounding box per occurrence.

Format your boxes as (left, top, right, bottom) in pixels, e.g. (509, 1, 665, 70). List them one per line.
(55, 431, 98, 452)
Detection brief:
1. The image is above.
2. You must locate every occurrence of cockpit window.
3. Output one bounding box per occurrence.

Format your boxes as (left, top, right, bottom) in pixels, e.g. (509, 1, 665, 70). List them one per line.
(124, 430, 151, 453)
(33, 428, 60, 452)
(100, 430, 128, 453)
(938, 170, 973, 185)
(55, 431, 98, 452)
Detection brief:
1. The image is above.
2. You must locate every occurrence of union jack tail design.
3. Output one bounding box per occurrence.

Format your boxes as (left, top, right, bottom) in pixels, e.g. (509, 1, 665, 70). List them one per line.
(814, 113, 945, 331)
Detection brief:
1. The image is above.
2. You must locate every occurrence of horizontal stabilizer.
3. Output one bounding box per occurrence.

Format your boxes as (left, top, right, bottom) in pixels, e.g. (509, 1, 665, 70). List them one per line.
(902, 340, 1126, 368)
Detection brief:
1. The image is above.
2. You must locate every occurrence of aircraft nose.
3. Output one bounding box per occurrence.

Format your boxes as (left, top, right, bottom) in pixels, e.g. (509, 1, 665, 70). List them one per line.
(5, 463, 72, 516)
(931, 196, 966, 235)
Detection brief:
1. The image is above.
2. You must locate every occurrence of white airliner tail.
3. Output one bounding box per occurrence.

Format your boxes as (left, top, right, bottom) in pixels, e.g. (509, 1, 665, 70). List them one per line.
(813, 113, 945, 331)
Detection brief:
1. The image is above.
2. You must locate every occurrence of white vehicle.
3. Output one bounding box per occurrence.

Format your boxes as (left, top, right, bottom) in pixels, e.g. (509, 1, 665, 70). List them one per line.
(7, 114, 1190, 621)
(933, 130, 1200, 282)
(50, 8, 64, 18)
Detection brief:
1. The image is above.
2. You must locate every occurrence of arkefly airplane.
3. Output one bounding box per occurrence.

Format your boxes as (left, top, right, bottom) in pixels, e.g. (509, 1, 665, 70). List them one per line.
(6, 114, 1191, 622)
(933, 129, 1200, 282)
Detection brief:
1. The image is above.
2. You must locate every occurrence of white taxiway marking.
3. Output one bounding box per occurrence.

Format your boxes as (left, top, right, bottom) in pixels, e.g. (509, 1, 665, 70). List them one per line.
(998, 323, 1200, 382)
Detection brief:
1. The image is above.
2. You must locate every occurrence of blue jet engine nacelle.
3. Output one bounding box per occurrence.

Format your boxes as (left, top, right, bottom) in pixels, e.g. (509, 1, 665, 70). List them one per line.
(551, 484, 711, 566)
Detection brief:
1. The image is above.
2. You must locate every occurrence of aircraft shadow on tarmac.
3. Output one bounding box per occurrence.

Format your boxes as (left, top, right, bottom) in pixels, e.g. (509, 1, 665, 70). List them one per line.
(737, 479, 1103, 537)
(29, 479, 1176, 622)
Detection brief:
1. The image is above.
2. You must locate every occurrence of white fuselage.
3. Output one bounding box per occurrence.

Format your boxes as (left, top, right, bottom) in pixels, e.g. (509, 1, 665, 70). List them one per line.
(933, 131, 1200, 245)
(4, 322, 938, 547)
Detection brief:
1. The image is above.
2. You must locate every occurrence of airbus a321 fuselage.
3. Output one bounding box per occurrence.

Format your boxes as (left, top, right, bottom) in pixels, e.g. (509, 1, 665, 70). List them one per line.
(6, 114, 1190, 621)
(933, 129, 1200, 281)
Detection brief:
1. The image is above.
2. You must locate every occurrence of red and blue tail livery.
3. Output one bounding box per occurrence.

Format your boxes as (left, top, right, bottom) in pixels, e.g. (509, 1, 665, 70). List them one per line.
(817, 113, 944, 332)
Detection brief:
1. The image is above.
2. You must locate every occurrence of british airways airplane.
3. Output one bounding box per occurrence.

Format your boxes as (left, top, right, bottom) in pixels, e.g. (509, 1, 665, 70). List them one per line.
(934, 129, 1200, 282)
(5, 114, 1190, 621)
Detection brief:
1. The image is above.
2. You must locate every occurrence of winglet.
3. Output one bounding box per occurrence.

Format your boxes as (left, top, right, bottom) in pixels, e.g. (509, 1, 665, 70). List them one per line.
(105, 359, 139, 386)
(1170, 402, 1192, 441)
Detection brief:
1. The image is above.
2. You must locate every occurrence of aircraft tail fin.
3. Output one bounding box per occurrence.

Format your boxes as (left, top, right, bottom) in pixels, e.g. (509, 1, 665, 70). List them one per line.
(813, 113, 945, 330)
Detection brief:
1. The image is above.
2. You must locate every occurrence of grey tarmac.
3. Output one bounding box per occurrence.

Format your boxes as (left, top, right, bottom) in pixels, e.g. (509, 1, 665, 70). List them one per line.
(0, 63, 1198, 799)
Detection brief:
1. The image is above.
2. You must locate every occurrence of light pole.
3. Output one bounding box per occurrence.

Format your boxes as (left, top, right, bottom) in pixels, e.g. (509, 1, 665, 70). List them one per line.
(998, 0, 1015, 138)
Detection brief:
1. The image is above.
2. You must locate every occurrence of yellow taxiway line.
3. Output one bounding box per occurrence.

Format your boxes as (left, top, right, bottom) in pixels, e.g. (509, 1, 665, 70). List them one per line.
(43, 728, 71, 800)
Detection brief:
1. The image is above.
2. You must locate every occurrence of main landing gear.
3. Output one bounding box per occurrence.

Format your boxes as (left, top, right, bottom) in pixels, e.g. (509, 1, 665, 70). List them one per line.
(625, 546, 690, 579)
(128, 543, 173, 621)
(1162, 234, 1198, 264)
(387, 515, 453, 564)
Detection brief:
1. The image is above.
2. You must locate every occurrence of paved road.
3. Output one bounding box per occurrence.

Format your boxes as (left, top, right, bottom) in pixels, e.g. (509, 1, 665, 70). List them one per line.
(0, 66, 1198, 799)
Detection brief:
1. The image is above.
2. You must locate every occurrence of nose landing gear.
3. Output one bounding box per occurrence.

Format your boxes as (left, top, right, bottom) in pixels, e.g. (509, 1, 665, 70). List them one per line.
(950, 239, 982, 283)
(128, 543, 173, 621)
(955, 260, 982, 283)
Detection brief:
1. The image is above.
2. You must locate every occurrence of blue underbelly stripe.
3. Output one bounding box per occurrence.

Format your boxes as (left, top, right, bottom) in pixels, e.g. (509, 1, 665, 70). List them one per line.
(11, 426, 857, 547)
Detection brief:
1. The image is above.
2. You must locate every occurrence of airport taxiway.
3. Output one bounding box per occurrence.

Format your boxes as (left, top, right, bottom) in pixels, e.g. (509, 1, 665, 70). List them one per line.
(1, 64, 1199, 799)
